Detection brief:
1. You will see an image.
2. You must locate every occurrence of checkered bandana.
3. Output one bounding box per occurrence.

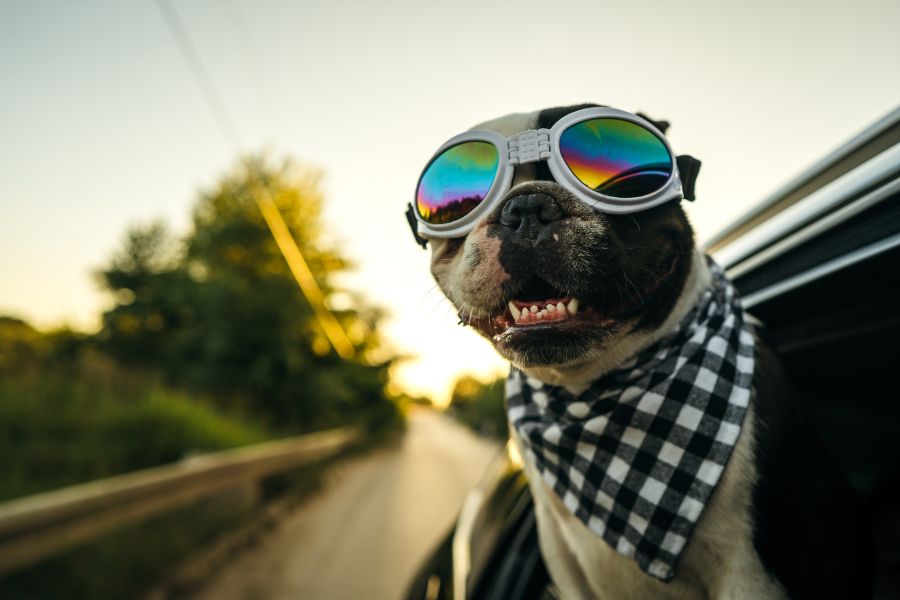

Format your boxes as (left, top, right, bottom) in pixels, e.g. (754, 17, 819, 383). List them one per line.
(506, 260, 755, 581)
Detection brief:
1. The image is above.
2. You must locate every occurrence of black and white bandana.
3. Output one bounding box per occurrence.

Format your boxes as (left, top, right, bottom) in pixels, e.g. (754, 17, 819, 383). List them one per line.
(506, 260, 755, 581)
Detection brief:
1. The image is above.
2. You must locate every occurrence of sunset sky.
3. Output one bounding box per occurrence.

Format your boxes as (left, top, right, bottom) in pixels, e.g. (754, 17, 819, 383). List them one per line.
(2, 0, 898, 405)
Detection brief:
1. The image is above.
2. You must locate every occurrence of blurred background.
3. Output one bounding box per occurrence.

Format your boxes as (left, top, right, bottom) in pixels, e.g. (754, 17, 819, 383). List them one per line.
(0, 0, 897, 598)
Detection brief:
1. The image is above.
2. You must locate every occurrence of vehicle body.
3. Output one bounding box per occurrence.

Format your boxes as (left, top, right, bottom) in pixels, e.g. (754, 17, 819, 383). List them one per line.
(405, 106, 900, 600)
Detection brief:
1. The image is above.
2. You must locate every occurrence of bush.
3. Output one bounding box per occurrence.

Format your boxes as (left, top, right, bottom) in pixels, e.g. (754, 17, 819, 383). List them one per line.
(0, 358, 267, 502)
(448, 375, 507, 438)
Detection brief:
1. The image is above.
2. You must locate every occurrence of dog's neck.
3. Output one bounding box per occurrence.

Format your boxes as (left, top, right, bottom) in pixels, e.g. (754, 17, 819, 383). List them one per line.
(519, 248, 712, 396)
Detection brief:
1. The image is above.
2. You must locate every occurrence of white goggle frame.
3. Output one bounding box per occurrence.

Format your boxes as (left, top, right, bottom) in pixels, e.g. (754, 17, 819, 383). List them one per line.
(412, 107, 685, 240)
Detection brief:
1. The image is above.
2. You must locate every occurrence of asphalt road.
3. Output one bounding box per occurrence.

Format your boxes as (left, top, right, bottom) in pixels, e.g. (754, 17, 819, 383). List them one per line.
(191, 409, 502, 600)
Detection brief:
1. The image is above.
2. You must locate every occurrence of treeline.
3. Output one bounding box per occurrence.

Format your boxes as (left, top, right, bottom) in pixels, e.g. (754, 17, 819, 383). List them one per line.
(0, 155, 402, 501)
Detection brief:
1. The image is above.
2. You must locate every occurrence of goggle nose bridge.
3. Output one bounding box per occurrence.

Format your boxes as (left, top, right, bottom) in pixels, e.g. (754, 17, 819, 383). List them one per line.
(507, 128, 553, 165)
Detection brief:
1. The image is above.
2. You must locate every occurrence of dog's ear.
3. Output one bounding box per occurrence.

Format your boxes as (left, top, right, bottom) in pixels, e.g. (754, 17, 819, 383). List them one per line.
(635, 112, 701, 202)
(676, 155, 701, 202)
(636, 112, 670, 135)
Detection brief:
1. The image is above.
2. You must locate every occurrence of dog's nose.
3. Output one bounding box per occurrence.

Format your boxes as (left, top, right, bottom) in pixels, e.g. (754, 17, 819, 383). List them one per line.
(500, 193, 563, 238)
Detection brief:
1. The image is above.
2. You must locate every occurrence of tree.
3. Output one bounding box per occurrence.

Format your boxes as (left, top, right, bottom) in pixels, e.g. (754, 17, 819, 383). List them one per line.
(96, 222, 186, 368)
(96, 155, 397, 431)
(0, 316, 46, 374)
(449, 375, 507, 438)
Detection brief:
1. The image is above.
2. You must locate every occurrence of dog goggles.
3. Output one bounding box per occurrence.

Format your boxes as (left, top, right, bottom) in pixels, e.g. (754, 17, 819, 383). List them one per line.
(406, 107, 699, 247)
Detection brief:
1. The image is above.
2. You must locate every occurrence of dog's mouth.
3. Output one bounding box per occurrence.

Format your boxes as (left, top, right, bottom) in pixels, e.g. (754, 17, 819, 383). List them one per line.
(500, 276, 616, 330)
(508, 296, 581, 326)
(461, 276, 619, 338)
(462, 255, 681, 342)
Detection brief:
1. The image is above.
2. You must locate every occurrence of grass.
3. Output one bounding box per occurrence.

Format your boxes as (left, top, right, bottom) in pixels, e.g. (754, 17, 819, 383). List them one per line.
(1, 494, 258, 600)
(0, 363, 277, 598)
(0, 357, 403, 598)
(0, 367, 268, 502)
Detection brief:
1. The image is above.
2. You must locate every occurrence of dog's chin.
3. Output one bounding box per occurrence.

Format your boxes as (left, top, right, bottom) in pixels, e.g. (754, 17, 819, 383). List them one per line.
(496, 320, 625, 368)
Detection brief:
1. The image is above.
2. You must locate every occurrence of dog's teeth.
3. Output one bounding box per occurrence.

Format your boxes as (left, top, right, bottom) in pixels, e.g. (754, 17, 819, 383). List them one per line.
(567, 298, 579, 316)
(546, 303, 556, 313)
(556, 302, 566, 314)
(536, 311, 544, 319)
(508, 302, 521, 320)
(529, 305, 538, 313)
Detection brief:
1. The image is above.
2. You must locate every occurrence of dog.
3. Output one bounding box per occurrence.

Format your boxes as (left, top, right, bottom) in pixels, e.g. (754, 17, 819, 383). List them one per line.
(411, 104, 872, 599)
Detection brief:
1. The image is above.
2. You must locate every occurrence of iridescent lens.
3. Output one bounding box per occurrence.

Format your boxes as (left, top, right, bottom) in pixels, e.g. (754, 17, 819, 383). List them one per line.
(416, 141, 499, 224)
(559, 118, 672, 198)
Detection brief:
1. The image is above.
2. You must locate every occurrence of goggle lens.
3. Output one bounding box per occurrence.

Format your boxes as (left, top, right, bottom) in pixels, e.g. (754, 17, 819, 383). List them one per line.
(416, 141, 499, 224)
(559, 118, 672, 199)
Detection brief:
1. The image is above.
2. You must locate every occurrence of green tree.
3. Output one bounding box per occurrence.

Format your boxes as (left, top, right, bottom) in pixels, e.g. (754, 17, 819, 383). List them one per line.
(96, 222, 186, 369)
(97, 155, 397, 431)
(0, 316, 46, 373)
(449, 375, 507, 438)
(0, 316, 87, 374)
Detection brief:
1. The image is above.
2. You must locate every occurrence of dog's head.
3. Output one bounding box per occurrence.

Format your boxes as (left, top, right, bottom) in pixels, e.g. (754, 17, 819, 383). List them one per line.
(420, 104, 704, 382)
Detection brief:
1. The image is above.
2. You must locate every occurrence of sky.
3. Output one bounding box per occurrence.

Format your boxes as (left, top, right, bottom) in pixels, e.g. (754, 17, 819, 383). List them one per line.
(1, 0, 898, 405)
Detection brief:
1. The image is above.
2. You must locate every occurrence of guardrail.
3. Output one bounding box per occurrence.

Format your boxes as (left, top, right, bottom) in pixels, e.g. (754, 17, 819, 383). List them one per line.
(0, 425, 362, 576)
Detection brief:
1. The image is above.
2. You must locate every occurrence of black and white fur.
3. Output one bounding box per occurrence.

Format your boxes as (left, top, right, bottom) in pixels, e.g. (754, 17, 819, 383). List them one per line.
(426, 105, 872, 599)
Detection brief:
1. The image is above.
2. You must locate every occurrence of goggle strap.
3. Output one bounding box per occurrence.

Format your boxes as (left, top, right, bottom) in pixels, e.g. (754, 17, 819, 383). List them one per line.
(508, 129, 552, 165)
(406, 203, 429, 249)
(675, 155, 702, 201)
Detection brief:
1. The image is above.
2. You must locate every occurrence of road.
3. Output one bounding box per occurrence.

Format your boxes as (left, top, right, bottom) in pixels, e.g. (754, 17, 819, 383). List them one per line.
(191, 409, 502, 600)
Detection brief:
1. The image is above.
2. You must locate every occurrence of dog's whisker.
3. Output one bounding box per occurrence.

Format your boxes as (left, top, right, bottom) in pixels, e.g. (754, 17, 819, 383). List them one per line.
(620, 266, 646, 306)
(417, 284, 443, 308)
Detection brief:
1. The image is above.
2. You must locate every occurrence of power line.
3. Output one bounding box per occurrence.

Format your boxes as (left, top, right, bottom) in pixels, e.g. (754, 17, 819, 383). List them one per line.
(155, 0, 242, 150)
(221, 0, 281, 135)
(154, 0, 355, 360)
